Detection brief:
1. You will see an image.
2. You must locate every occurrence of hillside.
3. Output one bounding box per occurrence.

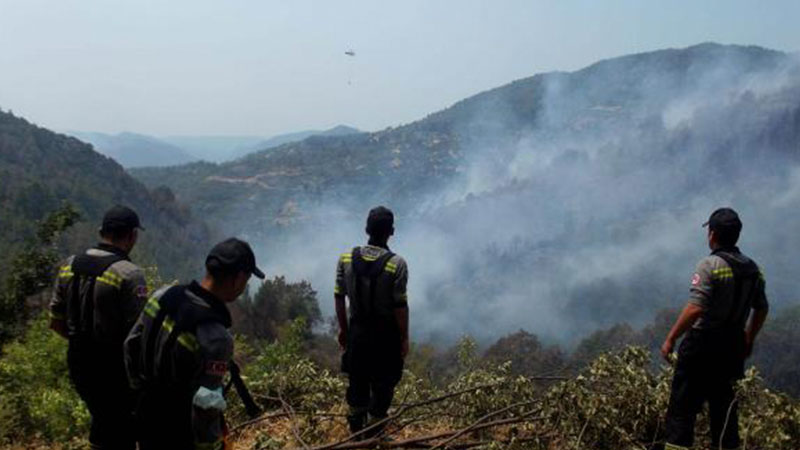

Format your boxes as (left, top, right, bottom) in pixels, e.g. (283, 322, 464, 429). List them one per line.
(70, 131, 198, 168)
(228, 125, 362, 160)
(131, 43, 800, 342)
(0, 110, 211, 281)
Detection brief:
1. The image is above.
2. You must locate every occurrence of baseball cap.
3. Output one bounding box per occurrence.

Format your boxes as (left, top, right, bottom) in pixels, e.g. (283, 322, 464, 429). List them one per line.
(366, 206, 394, 235)
(702, 207, 742, 232)
(205, 238, 265, 279)
(102, 205, 144, 231)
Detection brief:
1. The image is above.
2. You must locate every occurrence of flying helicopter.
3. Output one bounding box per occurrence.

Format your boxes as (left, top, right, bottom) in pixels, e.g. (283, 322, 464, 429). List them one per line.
(344, 50, 356, 57)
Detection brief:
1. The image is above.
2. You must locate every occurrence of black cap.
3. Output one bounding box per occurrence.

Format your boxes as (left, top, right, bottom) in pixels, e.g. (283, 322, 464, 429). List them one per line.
(366, 206, 394, 236)
(206, 238, 265, 279)
(702, 207, 742, 232)
(102, 205, 144, 231)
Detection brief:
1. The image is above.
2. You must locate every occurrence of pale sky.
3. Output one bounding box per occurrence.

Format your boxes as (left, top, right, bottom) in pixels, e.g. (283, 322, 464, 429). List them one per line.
(1, 0, 798, 136)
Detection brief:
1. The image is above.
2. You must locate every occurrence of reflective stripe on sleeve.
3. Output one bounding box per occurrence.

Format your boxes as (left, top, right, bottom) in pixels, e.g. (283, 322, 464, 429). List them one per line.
(177, 332, 200, 353)
(334, 285, 343, 295)
(340, 253, 352, 263)
(96, 270, 123, 288)
(163, 317, 175, 333)
(711, 268, 734, 280)
(58, 265, 74, 279)
(385, 262, 398, 274)
(143, 297, 161, 318)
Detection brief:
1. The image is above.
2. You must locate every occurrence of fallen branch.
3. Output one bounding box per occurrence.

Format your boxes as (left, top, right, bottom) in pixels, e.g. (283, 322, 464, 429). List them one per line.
(291, 409, 543, 450)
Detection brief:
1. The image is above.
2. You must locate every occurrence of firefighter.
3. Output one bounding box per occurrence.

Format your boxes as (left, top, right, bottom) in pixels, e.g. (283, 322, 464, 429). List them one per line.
(335, 206, 410, 436)
(49, 205, 148, 450)
(124, 237, 264, 450)
(661, 208, 769, 450)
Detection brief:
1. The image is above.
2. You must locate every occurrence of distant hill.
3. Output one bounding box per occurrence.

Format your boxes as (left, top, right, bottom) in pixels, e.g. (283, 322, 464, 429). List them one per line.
(0, 111, 212, 281)
(228, 125, 361, 160)
(70, 131, 199, 168)
(160, 125, 361, 162)
(132, 43, 800, 341)
(160, 135, 266, 163)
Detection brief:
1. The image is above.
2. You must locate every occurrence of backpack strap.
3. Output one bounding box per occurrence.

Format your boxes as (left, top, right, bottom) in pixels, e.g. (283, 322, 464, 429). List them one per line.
(144, 285, 231, 383)
(67, 252, 127, 338)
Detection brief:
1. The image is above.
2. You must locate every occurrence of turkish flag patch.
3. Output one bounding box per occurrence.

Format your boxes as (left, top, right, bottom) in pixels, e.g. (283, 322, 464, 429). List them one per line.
(206, 360, 228, 377)
(691, 273, 701, 286)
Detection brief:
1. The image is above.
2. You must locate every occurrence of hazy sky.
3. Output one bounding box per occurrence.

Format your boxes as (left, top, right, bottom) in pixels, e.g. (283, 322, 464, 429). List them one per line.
(1, 0, 798, 137)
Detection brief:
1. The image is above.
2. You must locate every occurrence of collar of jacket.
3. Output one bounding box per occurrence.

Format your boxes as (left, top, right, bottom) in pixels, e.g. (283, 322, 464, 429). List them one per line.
(187, 280, 232, 328)
(94, 242, 130, 260)
(367, 239, 391, 251)
(711, 246, 741, 255)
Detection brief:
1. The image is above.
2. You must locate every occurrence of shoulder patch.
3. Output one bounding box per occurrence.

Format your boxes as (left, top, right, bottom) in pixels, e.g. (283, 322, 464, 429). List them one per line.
(135, 285, 148, 299)
(206, 360, 228, 377)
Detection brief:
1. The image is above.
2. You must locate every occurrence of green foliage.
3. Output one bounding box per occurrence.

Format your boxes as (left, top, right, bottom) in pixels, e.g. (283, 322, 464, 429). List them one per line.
(543, 346, 671, 449)
(0, 109, 211, 284)
(0, 203, 80, 343)
(232, 277, 322, 342)
(240, 318, 345, 417)
(0, 314, 89, 443)
(484, 330, 566, 376)
(738, 367, 800, 449)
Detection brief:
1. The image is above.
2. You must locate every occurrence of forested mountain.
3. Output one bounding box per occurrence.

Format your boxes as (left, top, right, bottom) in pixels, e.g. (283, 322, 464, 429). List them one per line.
(227, 125, 361, 161)
(158, 125, 360, 163)
(0, 111, 211, 281)
(132, 43, 800, 342)
(70, 131, 198, 168)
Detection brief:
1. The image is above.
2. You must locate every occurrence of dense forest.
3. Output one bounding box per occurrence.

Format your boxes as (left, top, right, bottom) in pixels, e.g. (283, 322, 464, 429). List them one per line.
(0, 109, 213, 285)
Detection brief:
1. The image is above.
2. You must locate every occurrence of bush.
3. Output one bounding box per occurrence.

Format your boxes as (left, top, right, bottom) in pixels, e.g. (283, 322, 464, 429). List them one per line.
(0, 314, 89, 444)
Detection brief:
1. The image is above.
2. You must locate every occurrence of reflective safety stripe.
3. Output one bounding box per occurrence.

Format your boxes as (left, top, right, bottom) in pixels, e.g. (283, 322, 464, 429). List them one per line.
(163, 317, 175, 333)
(385, 262, 398, 274)
(334, 285, 343, 295)
(178, 333, 200, 353)
(143, 297, 161, 318)
(96, 270, 123, 288)
(145, 298, 199, 352)
(340, 252, 352, 263)
(195, 439, 224, 450)
(712, 267, 734, 280)
(58, 266, 74, 279)
(361, 255, 378, 262)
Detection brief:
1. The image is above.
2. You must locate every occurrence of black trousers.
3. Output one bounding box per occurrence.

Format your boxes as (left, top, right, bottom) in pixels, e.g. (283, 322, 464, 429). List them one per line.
(665, 328, 745, 449)
(343, 327, 403, 433)
(135, 386, 195, 450)
(68, 340, 136, 450)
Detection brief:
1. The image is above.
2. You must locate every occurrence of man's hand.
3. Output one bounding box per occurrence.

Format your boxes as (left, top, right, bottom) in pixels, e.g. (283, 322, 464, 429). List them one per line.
(661, 337, 675, 363)
(400, 338, 409, 359)
(337, 330, 347, 351)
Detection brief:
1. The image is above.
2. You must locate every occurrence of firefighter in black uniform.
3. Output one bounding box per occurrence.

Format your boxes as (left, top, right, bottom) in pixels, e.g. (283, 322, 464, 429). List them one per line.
(661, 208, 769, 450)
(49, 205, 148, 450)
(335, 206, 410, 436)
(124, 238, 264, 450)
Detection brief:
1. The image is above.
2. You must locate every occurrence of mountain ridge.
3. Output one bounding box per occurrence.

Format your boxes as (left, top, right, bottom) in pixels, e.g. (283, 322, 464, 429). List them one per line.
(0, 111, 212, 281)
